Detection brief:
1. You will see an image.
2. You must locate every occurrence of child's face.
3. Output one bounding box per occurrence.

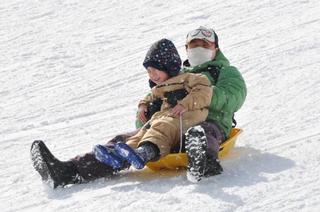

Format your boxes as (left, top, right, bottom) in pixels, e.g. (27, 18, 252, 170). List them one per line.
(147, 67, 169, 84)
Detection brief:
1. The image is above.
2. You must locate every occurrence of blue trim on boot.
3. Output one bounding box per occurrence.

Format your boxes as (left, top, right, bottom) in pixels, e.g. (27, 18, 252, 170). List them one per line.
(93, 144, 124, 169)
(114, 143, 145, 169)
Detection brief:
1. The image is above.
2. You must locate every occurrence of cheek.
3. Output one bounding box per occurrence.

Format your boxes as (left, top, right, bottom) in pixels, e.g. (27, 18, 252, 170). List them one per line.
(160, 73, 169, 81)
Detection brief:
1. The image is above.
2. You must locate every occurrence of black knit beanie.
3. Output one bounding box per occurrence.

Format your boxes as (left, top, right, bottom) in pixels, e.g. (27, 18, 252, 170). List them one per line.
(143, 39, 182, 77)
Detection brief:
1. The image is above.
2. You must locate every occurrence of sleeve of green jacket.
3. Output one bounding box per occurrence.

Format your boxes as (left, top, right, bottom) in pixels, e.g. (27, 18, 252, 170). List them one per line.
(209, 65, 247, 113)
(135, 116, 144, 129)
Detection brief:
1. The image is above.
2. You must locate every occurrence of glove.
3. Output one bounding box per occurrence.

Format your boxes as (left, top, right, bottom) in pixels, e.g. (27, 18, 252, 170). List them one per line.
(164, 89, 188, 107)
(145, 98, 162, 120)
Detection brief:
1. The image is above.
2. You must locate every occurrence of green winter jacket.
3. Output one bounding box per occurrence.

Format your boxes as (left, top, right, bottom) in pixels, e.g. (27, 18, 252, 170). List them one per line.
(183, 50, 247, 137)
(136, 50, 246, 138)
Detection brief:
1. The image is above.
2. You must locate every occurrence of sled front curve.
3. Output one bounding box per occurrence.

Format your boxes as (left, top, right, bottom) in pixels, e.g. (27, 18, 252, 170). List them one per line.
(146, 128, 243, 171)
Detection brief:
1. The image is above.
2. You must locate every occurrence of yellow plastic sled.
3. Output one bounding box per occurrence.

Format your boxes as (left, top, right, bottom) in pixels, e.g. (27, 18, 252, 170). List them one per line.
(146, 128, 243, 171)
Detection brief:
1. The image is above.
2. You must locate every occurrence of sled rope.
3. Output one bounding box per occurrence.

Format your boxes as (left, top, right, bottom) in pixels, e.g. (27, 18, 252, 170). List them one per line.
(179, 114, 183, 153)
(142, 120, 151, 129)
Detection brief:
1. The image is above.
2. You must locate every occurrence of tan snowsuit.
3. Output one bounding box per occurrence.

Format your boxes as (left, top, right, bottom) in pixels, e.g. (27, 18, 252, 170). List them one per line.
(126, 73, 212, 156)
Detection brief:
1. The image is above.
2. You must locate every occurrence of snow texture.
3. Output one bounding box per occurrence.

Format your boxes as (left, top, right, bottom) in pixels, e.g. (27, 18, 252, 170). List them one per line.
(1, 0, 320, 211)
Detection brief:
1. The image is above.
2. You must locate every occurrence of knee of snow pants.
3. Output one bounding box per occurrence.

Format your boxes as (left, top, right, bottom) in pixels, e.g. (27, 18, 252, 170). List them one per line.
(199, 121, 226, 159)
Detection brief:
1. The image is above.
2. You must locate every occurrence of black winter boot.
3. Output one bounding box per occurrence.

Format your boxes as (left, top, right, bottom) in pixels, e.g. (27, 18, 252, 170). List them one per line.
(204, 156, 223, 177)
(185, 126, 208, 182)
(185, 126, 223, 182)
(30, 140, 83, 188)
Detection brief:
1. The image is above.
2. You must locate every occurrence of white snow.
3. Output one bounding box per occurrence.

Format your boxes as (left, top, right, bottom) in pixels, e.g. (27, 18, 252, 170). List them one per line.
(1, 0, 320, 211)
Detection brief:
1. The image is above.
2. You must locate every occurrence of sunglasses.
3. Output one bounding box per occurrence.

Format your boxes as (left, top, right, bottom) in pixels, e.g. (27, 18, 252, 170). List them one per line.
(190, 28, 214, 37)
(187, 28, 216, 43)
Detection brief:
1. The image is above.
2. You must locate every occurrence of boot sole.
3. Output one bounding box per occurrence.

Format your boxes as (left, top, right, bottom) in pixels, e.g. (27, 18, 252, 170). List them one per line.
(185, 126, 208, 183)
(30, 140, 59, 188)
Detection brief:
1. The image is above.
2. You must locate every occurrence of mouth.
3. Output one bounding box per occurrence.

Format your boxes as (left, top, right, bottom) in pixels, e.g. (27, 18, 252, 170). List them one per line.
(152, 78, 160, 83)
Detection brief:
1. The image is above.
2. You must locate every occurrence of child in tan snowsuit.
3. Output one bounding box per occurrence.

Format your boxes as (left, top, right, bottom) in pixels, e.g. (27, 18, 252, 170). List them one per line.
(126, 71, 212, 156)
(94, 39, 212, 170)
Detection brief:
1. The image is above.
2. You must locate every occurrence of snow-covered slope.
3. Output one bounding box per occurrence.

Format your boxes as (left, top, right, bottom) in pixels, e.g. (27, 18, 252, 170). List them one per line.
(1, 0, 319, 211)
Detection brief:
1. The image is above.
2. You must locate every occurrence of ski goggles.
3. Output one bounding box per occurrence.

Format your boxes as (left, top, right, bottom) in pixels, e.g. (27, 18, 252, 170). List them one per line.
(186, 27, 216, 44)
